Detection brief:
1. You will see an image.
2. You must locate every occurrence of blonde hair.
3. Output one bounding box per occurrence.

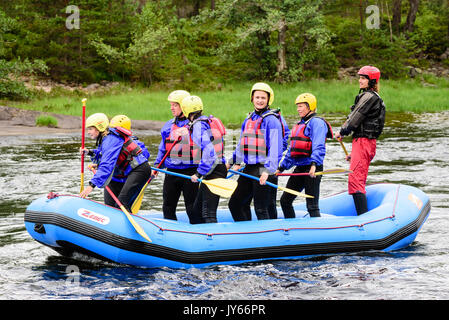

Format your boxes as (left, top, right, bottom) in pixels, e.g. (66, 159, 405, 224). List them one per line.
(373, 82, 379, 93)
(101, 129, 109, 138)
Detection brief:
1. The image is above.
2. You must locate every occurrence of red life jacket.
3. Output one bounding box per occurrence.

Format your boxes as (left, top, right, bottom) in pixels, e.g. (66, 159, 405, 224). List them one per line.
(192, 115, 226, 159)
(111, 126, 143, 170)
(290, 116, 333, 158)
(165, 121, 201, 164)
(240, 109, 285, 157)
(165, 115, 226, 164)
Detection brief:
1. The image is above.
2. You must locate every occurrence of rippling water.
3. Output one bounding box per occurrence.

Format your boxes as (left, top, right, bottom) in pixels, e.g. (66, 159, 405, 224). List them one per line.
(1, 112, 448, 300)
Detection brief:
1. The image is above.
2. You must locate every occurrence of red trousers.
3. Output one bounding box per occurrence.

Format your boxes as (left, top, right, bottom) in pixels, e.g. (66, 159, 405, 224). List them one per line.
(348, 138, 376, 194)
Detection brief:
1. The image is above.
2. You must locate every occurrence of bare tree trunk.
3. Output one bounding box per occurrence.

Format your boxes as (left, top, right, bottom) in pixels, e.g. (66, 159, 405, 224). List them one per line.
(276, 18, 287, 83)
(404, 0, 420, 33)
(385, 1, 393, 42)
(447, 0, 449, 43)
(392, 0, 402, 35)
(359, 0, 365, 40)
(211, 0, 215, 10)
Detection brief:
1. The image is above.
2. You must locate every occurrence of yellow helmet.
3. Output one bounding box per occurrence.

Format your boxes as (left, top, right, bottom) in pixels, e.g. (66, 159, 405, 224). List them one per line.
(110, 114, 131, 130)
(250, 82, 274, 106)
(180, 95, 203, 117)
(168, 90, 190, 104)
(295, 93, 317, 112)
(85, 113, 109, 132)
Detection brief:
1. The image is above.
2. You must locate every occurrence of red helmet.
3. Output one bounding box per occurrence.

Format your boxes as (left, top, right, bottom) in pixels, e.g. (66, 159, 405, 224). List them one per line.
(358, 66, 380, 84)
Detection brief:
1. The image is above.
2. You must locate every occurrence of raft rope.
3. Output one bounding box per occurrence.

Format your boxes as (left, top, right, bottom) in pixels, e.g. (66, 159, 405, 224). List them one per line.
(45, 185, 400, 239)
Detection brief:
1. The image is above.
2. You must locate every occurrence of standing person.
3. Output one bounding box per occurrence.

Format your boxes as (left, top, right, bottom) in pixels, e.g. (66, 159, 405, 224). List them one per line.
(107, 114, 150, 208)
(180, 95, 227, 224)
(334, 66, 386, 215)
(153, 90, 200, 223)
(227, 82, 284, 221)
(277, 93, 333, 218)
(79, 113, 151, 212)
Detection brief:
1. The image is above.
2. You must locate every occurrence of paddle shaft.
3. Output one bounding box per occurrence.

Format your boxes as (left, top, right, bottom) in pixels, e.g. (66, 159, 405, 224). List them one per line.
(277, 172, 325, 176)
(151, 166, 206, 183)
(150, 136, 181, 181)
(130, 137, 181, 213)
(338, 137, 349, 157)
(228, 169, 278, 188)
(80, 99, 86, 192)
(276, 169, 352, 176)
(90, 168, 152, 243)
(228, 169, 313, 198)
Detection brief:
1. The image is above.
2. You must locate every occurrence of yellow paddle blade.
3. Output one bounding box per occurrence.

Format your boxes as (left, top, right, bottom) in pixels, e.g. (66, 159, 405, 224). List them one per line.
(130, 180, 149, 214)
(202, 178, 238, 198)
(278, 185, 314, 199)
(120, 204, 152, 242)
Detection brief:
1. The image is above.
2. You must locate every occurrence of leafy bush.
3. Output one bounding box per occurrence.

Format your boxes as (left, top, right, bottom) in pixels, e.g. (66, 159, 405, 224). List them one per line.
(35, 115, 58, 127)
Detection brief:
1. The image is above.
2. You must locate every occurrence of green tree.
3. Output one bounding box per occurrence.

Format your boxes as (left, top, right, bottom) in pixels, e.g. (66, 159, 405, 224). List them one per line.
(0, 9, 47, 100)
(203, 0, 337, 82)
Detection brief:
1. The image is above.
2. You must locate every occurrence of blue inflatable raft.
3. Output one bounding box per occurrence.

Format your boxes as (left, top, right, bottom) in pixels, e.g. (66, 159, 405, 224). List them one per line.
(24, 183, 430, 268)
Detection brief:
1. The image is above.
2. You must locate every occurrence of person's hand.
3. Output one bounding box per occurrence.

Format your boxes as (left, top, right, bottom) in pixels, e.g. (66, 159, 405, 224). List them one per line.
(259, 172, 269, 185)
(87, 163, 98, 171)
(80, 147, 89, 156)
(274, 169, 280, 176)
(309, 165, 316, 178)
(191, 174, 199, 183)
(80, 185, 93, 198)
(334, 131, 341, 140)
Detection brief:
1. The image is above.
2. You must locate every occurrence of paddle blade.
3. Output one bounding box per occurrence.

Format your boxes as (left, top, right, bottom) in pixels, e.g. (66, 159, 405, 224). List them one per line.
(120, 204, 152, 243)
(203, 178, 238, 198)
(278, 185, 314, 199)
(130, 180, 150, 214)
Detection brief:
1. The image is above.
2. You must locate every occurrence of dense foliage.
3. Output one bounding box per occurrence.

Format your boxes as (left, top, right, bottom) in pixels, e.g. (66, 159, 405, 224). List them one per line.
(1, 0, 448, 99)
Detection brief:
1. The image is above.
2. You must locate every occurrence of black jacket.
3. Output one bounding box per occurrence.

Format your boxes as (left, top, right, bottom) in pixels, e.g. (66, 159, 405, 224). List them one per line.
(340, 89, 385, 139)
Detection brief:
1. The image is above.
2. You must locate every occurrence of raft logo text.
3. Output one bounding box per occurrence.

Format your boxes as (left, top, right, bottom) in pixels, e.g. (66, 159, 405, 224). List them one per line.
(183, 303, 266, 318)
(77, 208, 110, 225)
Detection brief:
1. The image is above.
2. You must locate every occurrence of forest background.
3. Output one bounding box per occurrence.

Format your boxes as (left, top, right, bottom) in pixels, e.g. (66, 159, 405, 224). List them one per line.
(0, 0, 448, 124)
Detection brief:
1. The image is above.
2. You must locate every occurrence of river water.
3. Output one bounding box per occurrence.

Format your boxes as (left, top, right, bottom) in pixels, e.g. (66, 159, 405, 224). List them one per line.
(1, 111, 448, 300)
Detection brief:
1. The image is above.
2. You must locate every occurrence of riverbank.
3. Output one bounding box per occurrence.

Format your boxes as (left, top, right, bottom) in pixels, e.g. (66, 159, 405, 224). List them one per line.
(0, 105, 165, 136)
(2, 78, 448, 133)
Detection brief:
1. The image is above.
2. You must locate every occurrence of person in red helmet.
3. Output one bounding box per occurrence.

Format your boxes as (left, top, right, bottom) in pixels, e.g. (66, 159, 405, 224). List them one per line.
(334, 66, 386, 215)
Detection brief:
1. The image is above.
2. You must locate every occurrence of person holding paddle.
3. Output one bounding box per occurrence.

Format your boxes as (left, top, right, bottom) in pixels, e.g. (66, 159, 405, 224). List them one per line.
(153, 90, 201, 223)
(276, 93, 333, 218)
(227, 82, 285, 221)
(179, 95, 228, 224)
(79, 113, 151, 212)
(334, 66, 386, 215)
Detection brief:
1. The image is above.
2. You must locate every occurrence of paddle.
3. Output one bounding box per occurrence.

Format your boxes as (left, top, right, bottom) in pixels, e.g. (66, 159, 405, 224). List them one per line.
(226, 166, 244, 179)
(80, 98, 87, 193)
(150, 167, 238, 198)
(89, 167, 152, 243)
(338, 137, 349, 158)
(228, 169, 314, 199)
(276, 168, 352, 176)
(131, 137, 182, 214)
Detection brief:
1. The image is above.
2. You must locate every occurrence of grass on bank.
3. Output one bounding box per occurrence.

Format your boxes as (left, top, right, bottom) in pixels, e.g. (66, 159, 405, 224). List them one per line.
(7, 78, 449, 127)
(35, 115, 58, 127)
